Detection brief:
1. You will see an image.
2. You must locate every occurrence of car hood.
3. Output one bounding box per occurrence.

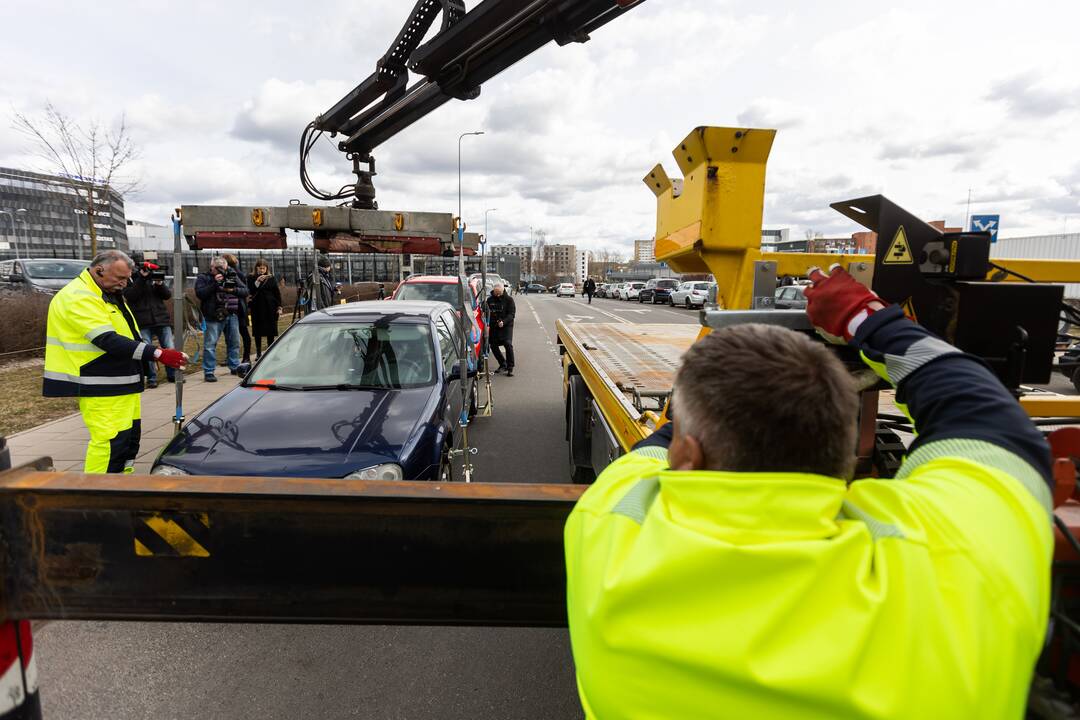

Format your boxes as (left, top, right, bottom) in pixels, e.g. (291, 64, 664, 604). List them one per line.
(28, 278, 70, 291)
(156, 384, 438, 477)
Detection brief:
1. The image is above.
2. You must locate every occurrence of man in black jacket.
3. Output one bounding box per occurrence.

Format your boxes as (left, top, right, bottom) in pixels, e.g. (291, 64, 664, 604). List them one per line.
(124, 262, 174, 388)
(487, 283, 516, 376)
(194, 256, 249, 382)
(584, 277, 596, 304)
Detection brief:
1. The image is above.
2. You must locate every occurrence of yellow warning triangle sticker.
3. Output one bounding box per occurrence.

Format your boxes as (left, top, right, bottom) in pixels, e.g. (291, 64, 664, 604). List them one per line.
(883, 227, 914, 264)
(899, 296, 918, 323)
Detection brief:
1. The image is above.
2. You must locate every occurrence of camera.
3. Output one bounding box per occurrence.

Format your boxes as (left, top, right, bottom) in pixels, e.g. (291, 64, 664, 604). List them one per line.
(148, 268, 166, 281)
(222, 268, 238, 291)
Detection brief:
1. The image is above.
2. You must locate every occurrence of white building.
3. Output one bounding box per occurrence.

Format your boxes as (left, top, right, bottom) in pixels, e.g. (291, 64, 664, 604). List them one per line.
(634, 238, 655, 262)
(126, 220, 173, 252)
(576, 250, 592, 286)
(992, 232, 1080, 299)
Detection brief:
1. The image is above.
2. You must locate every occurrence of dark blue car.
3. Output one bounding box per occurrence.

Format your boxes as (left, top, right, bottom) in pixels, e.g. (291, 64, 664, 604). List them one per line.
(151, 301, 476, 481)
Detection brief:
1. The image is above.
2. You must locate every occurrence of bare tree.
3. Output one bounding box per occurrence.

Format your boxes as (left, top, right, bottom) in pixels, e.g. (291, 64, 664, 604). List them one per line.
(13, 102, 140, 257)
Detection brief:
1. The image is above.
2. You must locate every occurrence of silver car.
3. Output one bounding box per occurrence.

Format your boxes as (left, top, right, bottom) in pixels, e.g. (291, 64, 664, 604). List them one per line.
(773, 284, 807, 309)
(670, 281, 713, 308)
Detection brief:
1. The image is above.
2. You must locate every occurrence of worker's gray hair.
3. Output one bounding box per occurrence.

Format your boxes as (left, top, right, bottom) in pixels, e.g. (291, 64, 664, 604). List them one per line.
(672, 324, 858, 478)
(209, 256, 228, 270)
(90, 250, 134, 271)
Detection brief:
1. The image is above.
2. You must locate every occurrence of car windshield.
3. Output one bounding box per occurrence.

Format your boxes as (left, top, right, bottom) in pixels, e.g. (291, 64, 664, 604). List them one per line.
(396, 281, 473, 308)
(632, 282, 645, 288)
(656, 280, 679, 288)
(247, 320, 435, 389)
(23, 260, 89, 279)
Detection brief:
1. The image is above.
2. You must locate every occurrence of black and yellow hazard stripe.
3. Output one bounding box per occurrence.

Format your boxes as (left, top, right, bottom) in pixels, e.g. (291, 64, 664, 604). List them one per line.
(133, 512, 211, 557)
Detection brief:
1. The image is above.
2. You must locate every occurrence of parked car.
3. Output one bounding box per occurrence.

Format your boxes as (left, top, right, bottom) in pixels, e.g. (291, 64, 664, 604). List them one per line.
(596, 283, 611, 299)
(525, 283, 546, 294)
(391, 275, 483, 359)
(611, 282, 626, 299)
(1057, 343, 1080, 392)
(638, 278, 681, 304)
(670, 281, 713, 308)
(773, 284, 807, 310)
(556, 282, 576, 298)
(152, 301, 475, 481)
(620, 281, 646, 301)
(0, 258, 90, 295)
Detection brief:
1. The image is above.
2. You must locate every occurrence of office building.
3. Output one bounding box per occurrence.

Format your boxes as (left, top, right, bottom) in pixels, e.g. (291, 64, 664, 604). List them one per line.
(490, 244, 533, 275)
(634, 238, 655, 262)
(577, 250, 591, 286)
(542, 243, 577, 277)
(0, 167, 127, 258)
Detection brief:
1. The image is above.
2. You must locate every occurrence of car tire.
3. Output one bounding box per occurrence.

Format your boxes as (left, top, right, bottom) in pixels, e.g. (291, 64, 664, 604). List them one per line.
(685, 298, 692, 309)
(438, 444, 454, 483)
(567, 374, 596, 485)
(639, 295, 645, 303)
(1072, 367, 1080, 394)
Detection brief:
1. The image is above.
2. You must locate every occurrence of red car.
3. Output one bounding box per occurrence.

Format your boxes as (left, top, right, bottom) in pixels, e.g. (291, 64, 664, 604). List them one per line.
(390, 275, 484, 359)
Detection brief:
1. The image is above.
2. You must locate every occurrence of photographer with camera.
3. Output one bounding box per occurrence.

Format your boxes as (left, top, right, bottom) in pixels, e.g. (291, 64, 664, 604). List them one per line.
(194, 256, 248, 382)
(124, 261, 175, 388)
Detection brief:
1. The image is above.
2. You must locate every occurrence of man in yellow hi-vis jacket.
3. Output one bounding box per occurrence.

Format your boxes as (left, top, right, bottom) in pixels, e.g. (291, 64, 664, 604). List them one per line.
(565, 265, 1053, 719)
(43, 251, 188, 473)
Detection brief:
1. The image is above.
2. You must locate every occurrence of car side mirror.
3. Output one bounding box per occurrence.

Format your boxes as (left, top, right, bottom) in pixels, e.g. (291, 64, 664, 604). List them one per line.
(8, 275, 23, 283)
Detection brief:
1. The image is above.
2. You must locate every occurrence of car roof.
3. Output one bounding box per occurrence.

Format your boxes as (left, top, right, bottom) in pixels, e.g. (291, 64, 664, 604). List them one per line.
(305, 300, 453, 321)
(402, 275, 462, 284)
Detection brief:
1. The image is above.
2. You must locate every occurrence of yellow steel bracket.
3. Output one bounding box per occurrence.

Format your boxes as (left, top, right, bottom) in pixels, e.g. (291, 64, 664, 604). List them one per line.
(644, 127, 776, 311)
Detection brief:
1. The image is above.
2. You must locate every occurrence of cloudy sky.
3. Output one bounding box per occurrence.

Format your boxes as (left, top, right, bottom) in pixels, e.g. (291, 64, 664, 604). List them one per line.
(2, 0, 1078, 256)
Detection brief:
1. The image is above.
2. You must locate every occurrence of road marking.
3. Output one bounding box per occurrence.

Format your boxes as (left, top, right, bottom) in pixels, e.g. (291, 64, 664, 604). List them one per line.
(565, 315, 595, 322)
(607, 309, 650, 314)
(570, 300, 630, 324)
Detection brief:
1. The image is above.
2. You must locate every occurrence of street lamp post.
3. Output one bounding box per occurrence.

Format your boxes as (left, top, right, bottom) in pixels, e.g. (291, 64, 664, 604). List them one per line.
(0, 210, 15, 259)
(15, 209, 29, 259)
(457, 130, 484, 244)
(484, 208, 497, 282)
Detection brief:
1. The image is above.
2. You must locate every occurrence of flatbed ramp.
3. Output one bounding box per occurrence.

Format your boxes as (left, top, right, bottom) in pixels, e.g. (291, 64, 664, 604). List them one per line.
(563, 322, 698, 397)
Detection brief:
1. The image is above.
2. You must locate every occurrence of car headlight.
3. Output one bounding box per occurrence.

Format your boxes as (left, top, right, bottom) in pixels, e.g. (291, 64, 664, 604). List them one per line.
(152, 464, 189, 476)
(344, 463, 403, 481)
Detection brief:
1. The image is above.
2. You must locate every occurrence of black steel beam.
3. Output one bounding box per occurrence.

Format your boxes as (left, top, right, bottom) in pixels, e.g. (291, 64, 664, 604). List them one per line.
(0, 467, 583, 627)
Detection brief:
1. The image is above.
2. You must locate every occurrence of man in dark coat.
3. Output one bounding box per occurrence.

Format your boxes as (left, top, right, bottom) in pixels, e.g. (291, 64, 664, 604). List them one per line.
(584, 277, 597, 304)
(487, 283, 516, 377)
(124, 262, 174, 388)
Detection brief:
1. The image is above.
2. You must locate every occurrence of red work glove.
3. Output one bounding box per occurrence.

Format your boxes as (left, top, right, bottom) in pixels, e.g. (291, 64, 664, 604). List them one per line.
(803, 264, 886, 344)
(155, 348, 189, 369)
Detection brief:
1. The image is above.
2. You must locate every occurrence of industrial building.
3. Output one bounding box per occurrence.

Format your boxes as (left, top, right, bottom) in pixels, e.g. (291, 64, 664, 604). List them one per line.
(993, 232, 1080, 298)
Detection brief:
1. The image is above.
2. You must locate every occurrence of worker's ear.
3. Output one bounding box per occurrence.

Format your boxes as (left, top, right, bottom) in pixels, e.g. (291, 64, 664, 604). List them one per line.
(668, 431, 705, 472)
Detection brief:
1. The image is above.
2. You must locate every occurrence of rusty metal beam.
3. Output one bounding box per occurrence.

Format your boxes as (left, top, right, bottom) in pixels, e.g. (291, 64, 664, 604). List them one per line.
(0, 467, 583, 627)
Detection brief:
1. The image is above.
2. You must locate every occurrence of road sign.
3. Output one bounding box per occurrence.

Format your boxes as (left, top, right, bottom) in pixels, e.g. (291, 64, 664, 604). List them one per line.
(970, 214, 1000, 244)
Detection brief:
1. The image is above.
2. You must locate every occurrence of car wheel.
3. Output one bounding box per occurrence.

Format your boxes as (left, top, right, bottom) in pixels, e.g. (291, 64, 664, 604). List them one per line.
(685, 298, 692, 309)
(567, 374, 596, 485)
(1072, 367, 1080, 394)
(438, 444, 454, 483)
(638, 295, 644, 303)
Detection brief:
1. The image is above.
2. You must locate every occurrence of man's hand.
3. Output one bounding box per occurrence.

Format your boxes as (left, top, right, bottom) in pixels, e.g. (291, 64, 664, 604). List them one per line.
(804, 264, 886, 343)
(155, 348, 188, 370)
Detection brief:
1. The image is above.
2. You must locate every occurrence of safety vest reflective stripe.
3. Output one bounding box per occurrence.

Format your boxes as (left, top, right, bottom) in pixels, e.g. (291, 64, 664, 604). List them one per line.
(44, 370, 142, 385)
(132, 341, 148, 359)
(46, 336, 99, 352)
(86, 324, 115, 340)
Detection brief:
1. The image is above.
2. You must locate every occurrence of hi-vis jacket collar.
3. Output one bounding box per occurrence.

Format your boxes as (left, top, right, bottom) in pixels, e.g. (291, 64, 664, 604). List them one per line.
(657, 471, 847, 544)
(77, 268, 104, 297)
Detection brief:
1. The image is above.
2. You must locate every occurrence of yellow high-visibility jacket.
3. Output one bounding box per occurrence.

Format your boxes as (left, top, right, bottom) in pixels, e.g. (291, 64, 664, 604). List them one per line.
(44, 269, 153, 397)
(565, 306, 1054, 719)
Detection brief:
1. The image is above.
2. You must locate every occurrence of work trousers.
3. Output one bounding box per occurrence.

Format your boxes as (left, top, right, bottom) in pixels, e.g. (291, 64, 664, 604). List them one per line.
(79, 393, 141, 474)
(140, 325, 175, 383)
(238, 312, 252, 361)
(586, 291, 593, 304)
(253, 332, 277, 356)
(203, 315, 241, 375)
(490, 326, 515, 369)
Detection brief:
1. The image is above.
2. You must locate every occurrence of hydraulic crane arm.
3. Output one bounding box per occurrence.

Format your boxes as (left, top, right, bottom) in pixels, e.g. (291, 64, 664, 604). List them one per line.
(301, 0, 646, 208)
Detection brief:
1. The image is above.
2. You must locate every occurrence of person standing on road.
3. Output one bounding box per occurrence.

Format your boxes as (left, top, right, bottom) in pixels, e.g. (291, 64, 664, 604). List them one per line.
(246, 258, 282, 359)
(124, 262, 175, 388)
(583, 277, 596, 304)
(487, 283, 516, 377)
(43, 250, 188, 473)
(309, 255, 336, 311)
(222, 254, 252, 364)
(195, 256, 248, 382)
(565, 265, 1054, 719)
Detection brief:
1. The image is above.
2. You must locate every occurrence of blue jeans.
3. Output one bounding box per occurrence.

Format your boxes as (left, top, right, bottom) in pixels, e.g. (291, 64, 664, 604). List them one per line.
(203, 314, 240, 376)
(140, 325, 175, 383)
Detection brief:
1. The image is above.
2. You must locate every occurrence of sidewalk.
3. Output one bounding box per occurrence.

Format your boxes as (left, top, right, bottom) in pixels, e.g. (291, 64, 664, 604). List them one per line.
(7, 370, 241, 474)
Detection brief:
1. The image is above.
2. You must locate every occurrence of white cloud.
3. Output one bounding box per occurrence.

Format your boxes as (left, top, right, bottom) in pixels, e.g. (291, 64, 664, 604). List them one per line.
(1, 0, 1079, 249)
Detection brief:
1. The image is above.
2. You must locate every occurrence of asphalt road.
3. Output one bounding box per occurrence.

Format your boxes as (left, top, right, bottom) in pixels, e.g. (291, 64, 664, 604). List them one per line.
(35, 292, 698, 720)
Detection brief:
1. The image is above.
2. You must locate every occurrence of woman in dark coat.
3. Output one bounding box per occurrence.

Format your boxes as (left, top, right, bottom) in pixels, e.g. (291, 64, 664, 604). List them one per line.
(246, 258, 283, 358)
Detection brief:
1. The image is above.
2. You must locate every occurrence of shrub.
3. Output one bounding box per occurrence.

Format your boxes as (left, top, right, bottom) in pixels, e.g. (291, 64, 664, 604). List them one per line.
(0, 294, 51, 361)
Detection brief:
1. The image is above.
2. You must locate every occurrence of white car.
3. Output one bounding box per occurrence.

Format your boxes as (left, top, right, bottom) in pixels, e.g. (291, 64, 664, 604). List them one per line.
(556, 283, 576, 298)
(670, 281, 714, 308)
(620, 281, 645, 301)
